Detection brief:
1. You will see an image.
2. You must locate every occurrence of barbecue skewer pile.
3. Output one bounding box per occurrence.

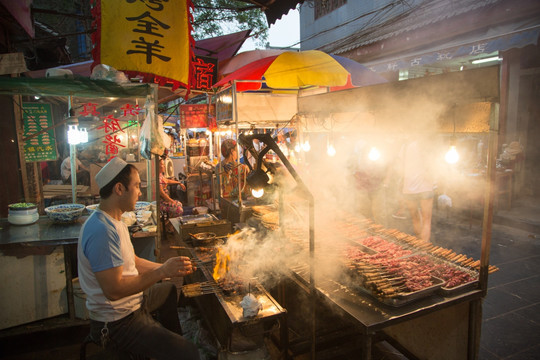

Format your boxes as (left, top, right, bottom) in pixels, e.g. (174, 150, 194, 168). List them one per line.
(181, 281, 222, 297)
(374, 228, 499, 274)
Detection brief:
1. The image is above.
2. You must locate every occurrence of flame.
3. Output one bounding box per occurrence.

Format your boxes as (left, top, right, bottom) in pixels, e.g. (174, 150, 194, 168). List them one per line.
(213, 248, 230, 281)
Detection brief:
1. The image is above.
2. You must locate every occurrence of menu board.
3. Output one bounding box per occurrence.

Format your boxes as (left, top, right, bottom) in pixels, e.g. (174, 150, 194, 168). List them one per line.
(22, 102, 58, 162)
(180, 104, 215, 128)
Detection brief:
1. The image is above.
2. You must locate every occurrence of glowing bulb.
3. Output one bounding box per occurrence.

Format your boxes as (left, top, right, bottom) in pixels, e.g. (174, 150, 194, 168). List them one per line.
(252, 188, 264, 198)
(294, 143, 301, 152)
(79, 128, 88, 143)
(445, 145, 459, 164)
(368, 146, 381, 161)
(302, 140, 311, 152)
(327, 144, 336, 157)
(67, 125, 80, 145)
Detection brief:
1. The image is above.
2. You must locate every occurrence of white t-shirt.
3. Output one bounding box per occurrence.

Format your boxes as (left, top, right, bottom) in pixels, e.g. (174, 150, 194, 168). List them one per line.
(61, 157, 83, 181)
(401, 140, 435, 194)
(77, 208, 142, 322)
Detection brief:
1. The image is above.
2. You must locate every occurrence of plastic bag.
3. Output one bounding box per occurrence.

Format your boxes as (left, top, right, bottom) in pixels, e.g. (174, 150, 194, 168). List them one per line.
(139, 102, 170, 160)
(438, 194, 452, 209)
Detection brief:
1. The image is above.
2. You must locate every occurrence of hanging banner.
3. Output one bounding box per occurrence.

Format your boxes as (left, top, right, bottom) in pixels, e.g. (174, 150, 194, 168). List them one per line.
(22, 103, 57, 162)
(93, 0, 194, 90)
(180, 104, 215, 128)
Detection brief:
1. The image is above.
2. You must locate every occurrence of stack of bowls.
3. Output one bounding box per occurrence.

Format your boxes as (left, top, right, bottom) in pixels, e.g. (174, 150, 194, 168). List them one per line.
(8, 203, 39, 225)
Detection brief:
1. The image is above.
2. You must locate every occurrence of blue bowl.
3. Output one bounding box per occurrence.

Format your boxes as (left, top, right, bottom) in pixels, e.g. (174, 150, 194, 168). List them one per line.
(45, 204, 85, 223)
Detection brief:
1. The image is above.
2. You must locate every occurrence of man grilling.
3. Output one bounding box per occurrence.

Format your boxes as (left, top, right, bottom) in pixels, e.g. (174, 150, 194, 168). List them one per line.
(77, 156, 200, 359)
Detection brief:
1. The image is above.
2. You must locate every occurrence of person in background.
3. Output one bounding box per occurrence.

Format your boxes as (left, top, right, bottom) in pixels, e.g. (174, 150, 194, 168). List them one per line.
(398, 138, 436, 242)
(159, 156, 186, 219)
(77, 157, 200, 360)
(61, 148, 90, 186)
(219, 139, 249, 199)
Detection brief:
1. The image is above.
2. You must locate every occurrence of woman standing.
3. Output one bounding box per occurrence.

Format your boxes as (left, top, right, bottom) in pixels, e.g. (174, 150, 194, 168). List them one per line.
(159, 156, 186, 218)
(219, 139, 249, 199)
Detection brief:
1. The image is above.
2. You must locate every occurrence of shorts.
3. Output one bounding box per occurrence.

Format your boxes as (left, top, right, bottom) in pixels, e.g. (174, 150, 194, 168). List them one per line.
(403, 191, 435, 201)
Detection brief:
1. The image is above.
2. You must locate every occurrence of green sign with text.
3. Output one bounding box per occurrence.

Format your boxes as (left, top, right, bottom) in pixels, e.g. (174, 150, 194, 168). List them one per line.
(23, 103, 57, 162)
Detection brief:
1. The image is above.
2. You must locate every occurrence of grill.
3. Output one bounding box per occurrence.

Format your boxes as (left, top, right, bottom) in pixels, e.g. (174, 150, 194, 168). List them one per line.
(176, 237, 288, 356)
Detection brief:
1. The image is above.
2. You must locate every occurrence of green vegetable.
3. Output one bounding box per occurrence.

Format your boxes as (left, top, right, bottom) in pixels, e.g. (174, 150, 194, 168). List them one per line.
(9, 202, 36, 208)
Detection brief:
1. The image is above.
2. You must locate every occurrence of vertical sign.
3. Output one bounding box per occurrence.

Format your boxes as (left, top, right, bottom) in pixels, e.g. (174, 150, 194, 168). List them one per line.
(193, 56, 218, 91)
(22, 102, 57, 162)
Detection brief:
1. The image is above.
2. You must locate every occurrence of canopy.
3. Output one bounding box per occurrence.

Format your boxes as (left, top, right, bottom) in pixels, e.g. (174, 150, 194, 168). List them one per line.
(213, 50, 387, 91)
(0, 76, 152, 98)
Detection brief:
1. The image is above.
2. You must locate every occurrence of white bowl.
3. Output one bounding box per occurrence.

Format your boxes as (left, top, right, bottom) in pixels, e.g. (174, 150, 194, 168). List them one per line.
(8, 212, 39, 225)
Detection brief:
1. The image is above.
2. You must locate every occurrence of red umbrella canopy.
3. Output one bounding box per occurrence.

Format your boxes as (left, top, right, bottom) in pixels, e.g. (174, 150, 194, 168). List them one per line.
(213, 50, 386, 92)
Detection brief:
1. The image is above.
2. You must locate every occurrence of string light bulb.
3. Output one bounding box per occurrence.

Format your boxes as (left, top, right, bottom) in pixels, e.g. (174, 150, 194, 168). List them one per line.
(368, 146, 381, 161)
(445, 104, 459, 164)
(252, 188, 264, 198)
(327, 144, 336, 157)
(445, 145, 459, 164)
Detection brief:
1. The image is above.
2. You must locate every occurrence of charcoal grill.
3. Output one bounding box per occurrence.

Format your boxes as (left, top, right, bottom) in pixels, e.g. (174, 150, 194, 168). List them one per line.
(176, 242, 289, 356)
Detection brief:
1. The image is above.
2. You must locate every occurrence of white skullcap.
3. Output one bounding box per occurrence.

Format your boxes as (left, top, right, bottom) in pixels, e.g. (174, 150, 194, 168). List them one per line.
(95, 157, 128, 190)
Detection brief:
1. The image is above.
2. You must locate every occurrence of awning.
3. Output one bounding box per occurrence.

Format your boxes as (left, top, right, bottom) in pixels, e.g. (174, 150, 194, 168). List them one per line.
(0, 76, 151, 98)
(367, 24, 540, 73)
(0, 0, 34, 38)
(194, 30, 251, 62)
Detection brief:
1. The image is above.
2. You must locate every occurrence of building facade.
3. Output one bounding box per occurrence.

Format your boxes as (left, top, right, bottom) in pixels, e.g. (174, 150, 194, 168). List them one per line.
(299, 0, 540, 197)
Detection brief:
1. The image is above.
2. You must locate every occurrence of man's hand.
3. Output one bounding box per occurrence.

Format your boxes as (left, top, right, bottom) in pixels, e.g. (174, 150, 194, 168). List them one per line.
(159, 256, 196, 278)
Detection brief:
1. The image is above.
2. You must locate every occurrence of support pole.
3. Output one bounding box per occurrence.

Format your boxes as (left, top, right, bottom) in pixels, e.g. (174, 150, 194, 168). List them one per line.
(68, 96, 78, 203)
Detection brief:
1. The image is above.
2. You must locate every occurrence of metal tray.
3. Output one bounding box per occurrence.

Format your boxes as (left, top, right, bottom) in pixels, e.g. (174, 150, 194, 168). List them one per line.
(438, 278, 479, 296)
(354, 276, 445, 307)
(179, 213, 217, 224)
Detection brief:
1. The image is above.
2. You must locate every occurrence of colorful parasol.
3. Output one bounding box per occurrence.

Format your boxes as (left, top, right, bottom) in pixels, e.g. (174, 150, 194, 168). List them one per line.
(213, 50, 386, 91)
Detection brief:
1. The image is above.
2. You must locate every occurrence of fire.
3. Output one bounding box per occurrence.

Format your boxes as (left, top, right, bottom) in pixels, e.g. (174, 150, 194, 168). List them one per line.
(213, 248, 230, 281)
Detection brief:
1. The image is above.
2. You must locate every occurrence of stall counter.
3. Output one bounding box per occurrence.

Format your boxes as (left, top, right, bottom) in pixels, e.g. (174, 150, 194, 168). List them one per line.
(0, 216, 156, 329)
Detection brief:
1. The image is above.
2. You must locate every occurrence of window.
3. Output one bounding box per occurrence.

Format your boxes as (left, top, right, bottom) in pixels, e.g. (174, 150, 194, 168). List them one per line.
(314, 0, 347, 19)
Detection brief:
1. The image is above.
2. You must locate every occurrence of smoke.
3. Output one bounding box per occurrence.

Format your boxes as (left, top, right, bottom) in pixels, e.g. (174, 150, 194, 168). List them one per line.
(218, 90, 492, 292)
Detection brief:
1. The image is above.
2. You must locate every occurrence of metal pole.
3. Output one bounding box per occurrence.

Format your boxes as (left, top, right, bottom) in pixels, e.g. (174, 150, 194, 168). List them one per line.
(480, 102, 499, 294)
(232, 82, 242, 210)
(68, 96, 77, 203)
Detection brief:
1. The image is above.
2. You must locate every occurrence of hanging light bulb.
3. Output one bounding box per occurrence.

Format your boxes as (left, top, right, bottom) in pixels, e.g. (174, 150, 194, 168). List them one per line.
(67, 125, 80, 145)
(327, 144, 336, 157)
(446, 104, 459, 164)
(445, 145, 459, 164)
(368, 146, 381, 161)
(302, 139, 311, 152)
(252, 188, 264, 198)
(79, 128, 89, 143)
(294, 143, 301, 153)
